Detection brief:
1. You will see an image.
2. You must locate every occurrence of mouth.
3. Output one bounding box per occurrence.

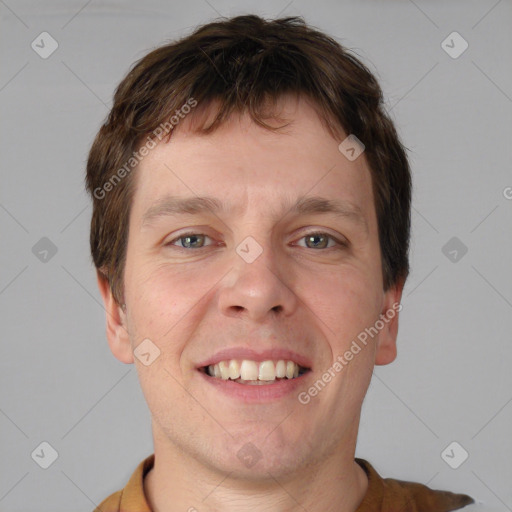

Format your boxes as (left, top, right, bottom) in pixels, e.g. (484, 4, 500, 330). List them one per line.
(199, 359, 311, 385)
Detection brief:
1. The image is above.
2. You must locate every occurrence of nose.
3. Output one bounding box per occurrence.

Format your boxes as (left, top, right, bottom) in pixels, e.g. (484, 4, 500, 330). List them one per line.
(217, 242, 298, 322)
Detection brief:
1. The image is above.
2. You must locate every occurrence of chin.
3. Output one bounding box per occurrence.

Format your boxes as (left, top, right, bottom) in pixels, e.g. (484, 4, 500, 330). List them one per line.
(205, 433, 318, 481)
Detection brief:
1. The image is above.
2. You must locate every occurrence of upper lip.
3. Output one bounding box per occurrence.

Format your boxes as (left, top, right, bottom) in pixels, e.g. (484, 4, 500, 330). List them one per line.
(196, 347, 313, 370)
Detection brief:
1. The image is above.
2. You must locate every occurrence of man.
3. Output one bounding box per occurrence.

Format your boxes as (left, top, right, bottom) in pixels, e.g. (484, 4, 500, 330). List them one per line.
(86, 14, 474, 511)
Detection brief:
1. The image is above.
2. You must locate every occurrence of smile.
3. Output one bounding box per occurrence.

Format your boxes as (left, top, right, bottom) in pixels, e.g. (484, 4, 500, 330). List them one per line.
(201, 359, 310, 385)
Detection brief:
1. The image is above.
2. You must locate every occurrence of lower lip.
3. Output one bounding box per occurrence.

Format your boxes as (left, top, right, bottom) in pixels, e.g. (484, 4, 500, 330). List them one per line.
(197, 370, 309, 403)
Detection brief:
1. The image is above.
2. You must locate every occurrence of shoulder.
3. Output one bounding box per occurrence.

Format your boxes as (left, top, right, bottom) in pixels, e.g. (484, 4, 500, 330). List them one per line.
(356, 458, 474, 512)
(381, 476, 474, 511)
(93, 489, 122, 512)
(91, 454, 154, 512)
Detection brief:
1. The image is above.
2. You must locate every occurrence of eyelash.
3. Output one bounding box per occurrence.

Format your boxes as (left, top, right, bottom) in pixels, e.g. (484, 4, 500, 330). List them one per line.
(166, 231, 348, 251)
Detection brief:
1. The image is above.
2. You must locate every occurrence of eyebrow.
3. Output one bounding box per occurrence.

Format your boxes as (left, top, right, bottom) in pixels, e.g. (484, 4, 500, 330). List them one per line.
(141, 194, 368, 232)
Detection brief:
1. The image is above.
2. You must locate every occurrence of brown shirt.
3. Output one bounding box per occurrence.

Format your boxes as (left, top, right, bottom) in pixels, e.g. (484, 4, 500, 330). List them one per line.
(93, 454, 474, 512)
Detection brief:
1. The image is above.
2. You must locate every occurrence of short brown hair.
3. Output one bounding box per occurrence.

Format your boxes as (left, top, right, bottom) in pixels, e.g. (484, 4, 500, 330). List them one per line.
(85, 14, 411, 305)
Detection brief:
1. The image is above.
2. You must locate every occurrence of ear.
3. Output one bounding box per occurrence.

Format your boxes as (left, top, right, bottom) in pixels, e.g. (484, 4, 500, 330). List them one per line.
(374, 278, 404, 366)
(96, 270, 134, 364)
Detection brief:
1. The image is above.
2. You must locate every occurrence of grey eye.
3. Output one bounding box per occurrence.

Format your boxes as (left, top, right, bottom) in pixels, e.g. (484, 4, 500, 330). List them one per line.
(303, 233, 331, 249)
(172, 234, 211, 249)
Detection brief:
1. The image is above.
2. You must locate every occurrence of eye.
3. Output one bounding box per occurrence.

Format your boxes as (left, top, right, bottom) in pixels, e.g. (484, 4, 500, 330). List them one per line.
(295, 232, 345, 250)
(168, 233, 213, 249)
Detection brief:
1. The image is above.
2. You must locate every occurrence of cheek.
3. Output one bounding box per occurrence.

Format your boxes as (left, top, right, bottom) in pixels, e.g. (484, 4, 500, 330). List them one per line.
(303, 265, 382, 342)
(125, 260, 220, 347)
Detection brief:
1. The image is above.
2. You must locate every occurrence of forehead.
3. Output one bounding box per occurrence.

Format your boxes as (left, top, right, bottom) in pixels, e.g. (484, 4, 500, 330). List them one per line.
(130, 96, 375, 227)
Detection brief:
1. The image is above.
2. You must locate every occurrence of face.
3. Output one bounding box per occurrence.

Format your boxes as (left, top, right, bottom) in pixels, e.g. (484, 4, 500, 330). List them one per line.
(98, 95, 403, 479)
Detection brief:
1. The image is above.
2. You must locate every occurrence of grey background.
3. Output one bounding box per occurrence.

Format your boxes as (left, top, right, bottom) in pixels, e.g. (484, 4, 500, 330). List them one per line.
(1, 0, 511, 511)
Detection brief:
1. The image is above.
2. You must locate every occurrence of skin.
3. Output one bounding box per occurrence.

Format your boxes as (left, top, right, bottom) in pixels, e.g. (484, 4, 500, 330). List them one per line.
(97, 94, 404, 511)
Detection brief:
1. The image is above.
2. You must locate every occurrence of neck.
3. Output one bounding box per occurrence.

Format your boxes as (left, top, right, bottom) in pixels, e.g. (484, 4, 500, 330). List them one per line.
(144, 428, 368, 512)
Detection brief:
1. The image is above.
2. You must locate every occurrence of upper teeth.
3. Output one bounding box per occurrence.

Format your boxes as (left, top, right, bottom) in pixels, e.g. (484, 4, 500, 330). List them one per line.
(207, 359, 301, 381)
